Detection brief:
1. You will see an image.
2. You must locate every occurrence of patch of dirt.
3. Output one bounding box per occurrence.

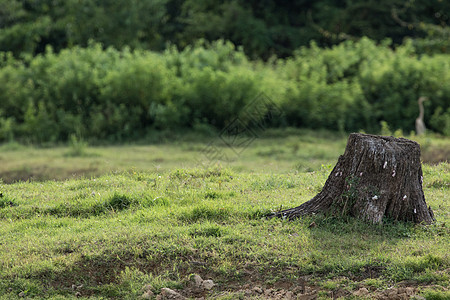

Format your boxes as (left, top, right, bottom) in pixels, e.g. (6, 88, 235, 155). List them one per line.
(35, 254, 164, 298)
(422, 147, 450, 164)
(41, 255, 124, 296)
(149, 274, 328, 300)
(149, 274, 320, 300)
(0, 166, 99, 183)
(351, 265, 386, 281)
(151, 274, 450, 300)
(0, 167, 52, 183)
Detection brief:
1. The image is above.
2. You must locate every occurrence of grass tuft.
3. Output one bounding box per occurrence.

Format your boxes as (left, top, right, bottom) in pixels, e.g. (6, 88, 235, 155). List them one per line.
(0, 193, 17, 208)
(420, 288, 450, 300)
(180, 206, 231, 223)
(189, 224, 225, 237)
(106, 193, 136, 211)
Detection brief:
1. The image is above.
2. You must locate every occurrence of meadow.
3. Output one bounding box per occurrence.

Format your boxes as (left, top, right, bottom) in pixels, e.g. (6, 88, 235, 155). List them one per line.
(0, 129, 449, 299)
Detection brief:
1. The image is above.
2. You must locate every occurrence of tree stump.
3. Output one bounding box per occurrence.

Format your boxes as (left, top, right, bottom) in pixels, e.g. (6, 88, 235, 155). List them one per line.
(272, 133, 435, 224)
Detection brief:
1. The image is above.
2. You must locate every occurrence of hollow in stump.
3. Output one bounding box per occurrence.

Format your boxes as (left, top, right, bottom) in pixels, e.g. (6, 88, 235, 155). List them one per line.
(272, 133, 435, 224)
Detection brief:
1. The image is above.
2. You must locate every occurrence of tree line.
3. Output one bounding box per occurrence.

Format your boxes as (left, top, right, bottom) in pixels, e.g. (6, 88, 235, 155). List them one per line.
(1, 0, 449, 59)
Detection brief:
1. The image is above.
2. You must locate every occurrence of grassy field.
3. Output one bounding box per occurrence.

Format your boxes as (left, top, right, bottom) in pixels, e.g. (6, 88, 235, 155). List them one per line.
(0, 129, 449, 299)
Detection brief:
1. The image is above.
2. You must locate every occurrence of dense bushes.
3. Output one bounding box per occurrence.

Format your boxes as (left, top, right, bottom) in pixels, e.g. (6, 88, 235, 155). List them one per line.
(0, 38, 449, 143)
(279, 38, 450, 134)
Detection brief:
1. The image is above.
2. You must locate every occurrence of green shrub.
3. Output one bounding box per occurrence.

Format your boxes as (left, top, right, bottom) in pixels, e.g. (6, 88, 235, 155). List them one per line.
(0, 38, 449, 142)
(430, 107, 450, 136)
(165, 40, 261, 128)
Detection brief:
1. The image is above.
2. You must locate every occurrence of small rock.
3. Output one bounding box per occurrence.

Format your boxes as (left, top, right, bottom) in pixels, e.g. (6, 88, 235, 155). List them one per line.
(354, 287, 370, 296)
(141, 290, 154, 299)
(297, 293, 317, 300)
(252, 286, 263, 294)
(412, 296, 425, 300)
(18, 291, 25, 297)
(398, 293, 408, 300)
(285, 291, 293, 300)
(72, 284, 83, 290)
(387, 289, 398, 298)
(264, 288, 273, 296)
(202, 279, 215, 290)
(405, 287, 415, 296)
(75, 291, 82, 297)
(192, 274, 203, 289)
(160, 287, 185, 300)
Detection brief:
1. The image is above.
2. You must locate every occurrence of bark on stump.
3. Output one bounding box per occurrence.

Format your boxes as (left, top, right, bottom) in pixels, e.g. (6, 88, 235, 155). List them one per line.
(272, 133, 435, 224)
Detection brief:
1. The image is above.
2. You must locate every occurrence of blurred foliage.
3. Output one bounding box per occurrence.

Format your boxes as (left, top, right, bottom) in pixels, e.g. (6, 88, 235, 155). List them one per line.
(0, 0, 168, 56)
(0, 0, 449, 58)
(0, 39, 449, 143)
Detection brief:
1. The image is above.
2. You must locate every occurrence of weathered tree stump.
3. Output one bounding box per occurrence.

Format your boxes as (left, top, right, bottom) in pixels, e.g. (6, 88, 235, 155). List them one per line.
(272, 133, 435, 224)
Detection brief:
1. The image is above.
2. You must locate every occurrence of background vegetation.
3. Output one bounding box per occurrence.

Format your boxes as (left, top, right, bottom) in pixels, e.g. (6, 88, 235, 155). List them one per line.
(0, 39, 449, 143)
(1, 0, 450, 143)
(1, 0, 449, 58)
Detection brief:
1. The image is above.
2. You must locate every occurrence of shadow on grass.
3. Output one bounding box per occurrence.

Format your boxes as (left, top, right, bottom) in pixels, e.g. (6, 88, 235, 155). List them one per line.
(296, 215, 448, 282)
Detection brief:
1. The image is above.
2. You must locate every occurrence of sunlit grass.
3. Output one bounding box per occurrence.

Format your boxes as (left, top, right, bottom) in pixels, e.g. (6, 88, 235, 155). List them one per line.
(0, 130, 448, 299)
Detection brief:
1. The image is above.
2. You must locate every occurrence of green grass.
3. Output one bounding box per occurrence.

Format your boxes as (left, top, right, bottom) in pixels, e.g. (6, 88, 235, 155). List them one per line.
(0, 128, 349, 183)
(0, 129, 449, 299)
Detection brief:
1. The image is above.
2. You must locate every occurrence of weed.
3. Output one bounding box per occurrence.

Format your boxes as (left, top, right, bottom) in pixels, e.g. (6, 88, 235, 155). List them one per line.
(66, 134, 88, 157)
(380, 121, 392, 136)
(141, 196, 169, 207)
(204, 190, 223, 199)
(334, 175, 360, 216)
(321, 279, 340, 290)
(362, 278, 385, 288)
